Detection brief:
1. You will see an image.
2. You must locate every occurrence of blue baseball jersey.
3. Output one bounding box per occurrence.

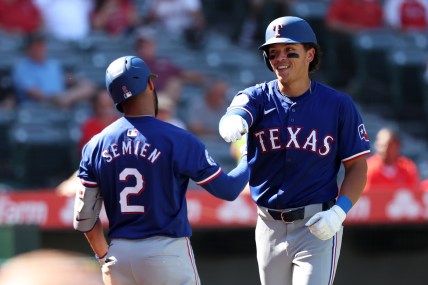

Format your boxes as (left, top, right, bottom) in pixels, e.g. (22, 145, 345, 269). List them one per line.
(226, 80, 371, 209)
(78, 116, 223, 239)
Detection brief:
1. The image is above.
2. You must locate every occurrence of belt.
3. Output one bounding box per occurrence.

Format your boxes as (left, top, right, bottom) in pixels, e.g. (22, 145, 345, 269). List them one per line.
(267, 200, 335, 224)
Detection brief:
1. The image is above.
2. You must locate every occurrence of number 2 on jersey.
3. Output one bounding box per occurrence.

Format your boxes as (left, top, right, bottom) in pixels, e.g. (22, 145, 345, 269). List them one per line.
(119, 168, 145, 213)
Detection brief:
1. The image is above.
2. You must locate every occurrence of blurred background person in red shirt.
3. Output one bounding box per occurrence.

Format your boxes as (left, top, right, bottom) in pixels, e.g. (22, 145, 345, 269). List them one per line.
(91, 0, 141, 37)
(384, 0, 428, 32)
(78, 87, 119, 153)
(58, 87, 119, 196)
(365, 127, 421, 193)
(325, 0, 384, 87)
(0, 0, 42, 35)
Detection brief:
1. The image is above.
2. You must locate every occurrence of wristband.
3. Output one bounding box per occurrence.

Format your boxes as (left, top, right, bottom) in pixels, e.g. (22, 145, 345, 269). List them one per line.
(95, 252, 107, 260)
(336, 196, 352, 214)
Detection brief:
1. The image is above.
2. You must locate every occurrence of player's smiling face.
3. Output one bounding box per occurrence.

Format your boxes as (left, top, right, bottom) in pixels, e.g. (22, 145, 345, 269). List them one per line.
(268, 43, 311, 84)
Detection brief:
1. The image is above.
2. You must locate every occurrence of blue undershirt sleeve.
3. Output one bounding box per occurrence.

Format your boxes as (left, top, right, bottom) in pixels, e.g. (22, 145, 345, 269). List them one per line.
(202, 155, 249, 201)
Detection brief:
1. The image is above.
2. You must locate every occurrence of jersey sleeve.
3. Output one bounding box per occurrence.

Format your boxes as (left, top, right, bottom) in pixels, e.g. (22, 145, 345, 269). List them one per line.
(338, 96, 371, 162)
(174, 133, 222, 184)
(224, 84, 266, 127)
(173, 132, 249, 200)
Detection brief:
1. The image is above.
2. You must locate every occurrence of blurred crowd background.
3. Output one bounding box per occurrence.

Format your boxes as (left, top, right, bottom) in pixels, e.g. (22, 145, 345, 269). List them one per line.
(1, 1, 428, 284)
(0, 0, 428, 192)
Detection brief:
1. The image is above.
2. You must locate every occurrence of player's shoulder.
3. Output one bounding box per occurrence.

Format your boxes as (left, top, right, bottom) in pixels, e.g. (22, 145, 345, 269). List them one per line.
(313, 81, 354, 102)
(239, 79, 276, 97)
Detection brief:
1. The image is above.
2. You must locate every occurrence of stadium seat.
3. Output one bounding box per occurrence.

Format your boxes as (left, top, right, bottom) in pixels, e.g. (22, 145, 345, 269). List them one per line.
(289, 0, 332, 83)
(387, 49, 428, 121)
(16, 102, 71, 126)
(10, 104, 77, 188)
(350, 29, 410, 106)
(9, 122, 77, 189)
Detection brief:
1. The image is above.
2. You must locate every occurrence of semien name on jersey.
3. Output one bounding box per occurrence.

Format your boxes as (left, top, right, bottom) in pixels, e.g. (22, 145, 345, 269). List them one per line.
(102, 140, 162, 163)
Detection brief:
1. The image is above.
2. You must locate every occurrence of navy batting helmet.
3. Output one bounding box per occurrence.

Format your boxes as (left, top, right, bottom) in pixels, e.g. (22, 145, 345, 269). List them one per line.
(259, 16, 317, 71)
(105, 55, 157, 112)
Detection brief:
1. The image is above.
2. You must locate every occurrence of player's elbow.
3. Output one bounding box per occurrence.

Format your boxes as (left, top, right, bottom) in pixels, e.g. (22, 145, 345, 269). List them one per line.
(203, 184, 241, 201)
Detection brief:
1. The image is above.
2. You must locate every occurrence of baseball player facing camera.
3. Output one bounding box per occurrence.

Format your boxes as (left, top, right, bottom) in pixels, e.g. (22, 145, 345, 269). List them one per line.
(219, 16, 371, 285)
(74, 56, 249, 285)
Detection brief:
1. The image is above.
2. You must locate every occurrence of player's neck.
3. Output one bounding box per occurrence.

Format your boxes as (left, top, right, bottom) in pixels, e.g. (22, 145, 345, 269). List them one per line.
(278, 78, 312, 97)
(125, 114, 154, 118)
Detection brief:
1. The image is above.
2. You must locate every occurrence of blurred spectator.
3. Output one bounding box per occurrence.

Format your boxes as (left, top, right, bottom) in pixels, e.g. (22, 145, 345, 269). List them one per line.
(186, 79, 229, 140)
(421, 178, 428, 191)
(0, 249, 103, 285)
(78, 87, 119, 152)
(33, 0, 93, 41)
(156, 93, 187, 129)
(12, 33, 96, 108)
(326, 0, 384, 33)
(91, 0, 140, 37)
(57, 88, 118, 197)
(384, 0, 428, 32)
(229, 134, 250, 194)
(134, 27, 206, 102)
(144, 0, 207, 48)
(0, 0, 43, 35)
(325, 0, 384, 87)
(364, 127, 421, 193)
(230, 135, 247, 163)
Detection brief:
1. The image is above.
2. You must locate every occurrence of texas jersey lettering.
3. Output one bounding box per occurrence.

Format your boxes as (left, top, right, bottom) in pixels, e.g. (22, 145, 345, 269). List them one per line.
(225, 80, 371, 209)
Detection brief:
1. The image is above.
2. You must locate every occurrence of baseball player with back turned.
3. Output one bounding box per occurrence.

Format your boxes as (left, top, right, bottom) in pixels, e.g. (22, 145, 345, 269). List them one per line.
(73, 55, 249, 285)
(219, 16, 371, 285)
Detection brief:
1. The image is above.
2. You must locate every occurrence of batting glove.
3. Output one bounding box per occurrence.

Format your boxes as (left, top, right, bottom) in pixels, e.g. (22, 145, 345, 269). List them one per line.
(305, 205, 346, 240)
(219, 115, 248, 143)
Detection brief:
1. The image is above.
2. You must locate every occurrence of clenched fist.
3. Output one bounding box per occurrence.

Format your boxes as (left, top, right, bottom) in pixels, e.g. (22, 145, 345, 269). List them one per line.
(305, 205, 346, 240)
(219, 115, 248, 143)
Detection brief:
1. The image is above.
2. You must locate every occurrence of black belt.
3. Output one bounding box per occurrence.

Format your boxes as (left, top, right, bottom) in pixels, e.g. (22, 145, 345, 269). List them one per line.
(267, 200, 335, 223)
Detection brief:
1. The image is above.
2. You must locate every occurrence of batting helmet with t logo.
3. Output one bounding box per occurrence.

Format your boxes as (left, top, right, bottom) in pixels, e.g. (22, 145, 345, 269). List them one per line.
(105, 55, 157, 112)
(259, 16, 317, 71)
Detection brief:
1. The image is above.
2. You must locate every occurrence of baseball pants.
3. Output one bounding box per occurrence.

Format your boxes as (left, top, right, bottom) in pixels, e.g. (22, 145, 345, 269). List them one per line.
(101, 236, 200, 285)
(256, 204, 343, 285)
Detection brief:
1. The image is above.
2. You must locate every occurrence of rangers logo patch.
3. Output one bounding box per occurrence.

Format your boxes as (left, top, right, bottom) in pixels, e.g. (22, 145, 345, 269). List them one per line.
(358, 124, 369, 141)
(205, 149, 216, 166)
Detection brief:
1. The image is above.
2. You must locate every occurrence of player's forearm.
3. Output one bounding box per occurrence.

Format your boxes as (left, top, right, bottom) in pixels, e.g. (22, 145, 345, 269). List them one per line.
(202, 155, 250, 201)
(340, 157, 368, 206)
(84, 219, 109, 258)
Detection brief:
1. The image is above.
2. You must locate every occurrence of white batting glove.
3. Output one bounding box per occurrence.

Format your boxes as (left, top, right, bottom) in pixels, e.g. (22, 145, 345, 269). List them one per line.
(96, 256, 107, 266)
(305, 205, 346, 240)
(95, 251, 108, 266)
(219, 115, 248, 143)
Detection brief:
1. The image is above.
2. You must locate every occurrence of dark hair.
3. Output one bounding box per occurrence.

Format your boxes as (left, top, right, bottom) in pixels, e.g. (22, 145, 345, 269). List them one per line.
(303, 43, 322, 73)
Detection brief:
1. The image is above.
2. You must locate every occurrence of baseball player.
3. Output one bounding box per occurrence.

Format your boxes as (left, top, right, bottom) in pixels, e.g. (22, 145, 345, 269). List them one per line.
(218, 16, 371, 285)
(73, 55, 249, 285)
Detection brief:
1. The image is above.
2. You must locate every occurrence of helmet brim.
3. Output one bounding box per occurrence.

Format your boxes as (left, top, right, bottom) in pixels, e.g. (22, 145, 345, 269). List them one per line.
(258, 38, 302, 51)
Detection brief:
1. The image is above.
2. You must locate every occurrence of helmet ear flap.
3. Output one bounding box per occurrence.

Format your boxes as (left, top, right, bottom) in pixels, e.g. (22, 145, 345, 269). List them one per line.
(262, 50, 273, 72)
